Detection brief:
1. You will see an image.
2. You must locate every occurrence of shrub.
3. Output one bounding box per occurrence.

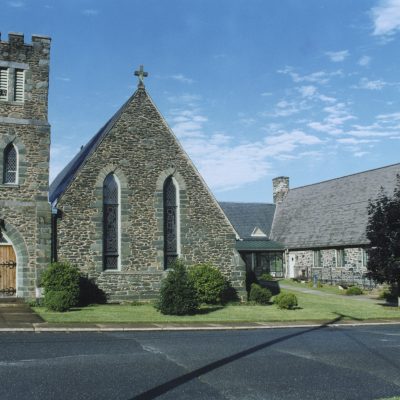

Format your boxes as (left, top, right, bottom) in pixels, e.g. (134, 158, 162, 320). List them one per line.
(249, 283, 272, 305)
(378, 287, 397, 302)
(188, 263, 228, 304)
(44, 290, 77, 312)
(260, 273, 274, 281)
(41, 262, 80, 311)
(155, 260, 199, 315)
(346, 286, 363, 296)
(246, 270, 258, 294)
(274, 292, 298, 309)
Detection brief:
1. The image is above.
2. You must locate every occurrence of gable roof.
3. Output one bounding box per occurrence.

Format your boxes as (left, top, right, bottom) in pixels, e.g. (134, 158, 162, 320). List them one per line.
(49, 90, 139, 204)
(271, 163, 400, 249)
(219, 202, 276, 239)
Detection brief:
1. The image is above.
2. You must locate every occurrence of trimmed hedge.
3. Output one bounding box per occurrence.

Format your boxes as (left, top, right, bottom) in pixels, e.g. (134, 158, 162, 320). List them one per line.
(188, 263, 228, 304)
(156, 260, 199, 315)
(41, 262, 80, 311)
(249, 283, 272, 305)
(44, 290, 77, 312)
(274, 292, 298, 309)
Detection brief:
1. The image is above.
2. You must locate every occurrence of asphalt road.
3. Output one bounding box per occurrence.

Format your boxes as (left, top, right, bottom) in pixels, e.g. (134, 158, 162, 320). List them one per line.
(0, 325, 399, 400)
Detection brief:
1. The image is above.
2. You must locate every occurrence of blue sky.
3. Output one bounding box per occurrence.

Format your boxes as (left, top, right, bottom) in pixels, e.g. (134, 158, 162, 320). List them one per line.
(2, 0, 400, 202)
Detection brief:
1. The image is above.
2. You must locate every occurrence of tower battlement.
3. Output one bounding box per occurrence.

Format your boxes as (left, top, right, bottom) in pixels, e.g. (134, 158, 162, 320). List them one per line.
(0, 32, 51, 51)
(0, 32, 51, 121)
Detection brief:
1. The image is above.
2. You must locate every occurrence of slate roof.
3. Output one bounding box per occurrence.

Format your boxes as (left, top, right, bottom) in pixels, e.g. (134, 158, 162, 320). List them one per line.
(49, 92, 136, 204)
(219, 202, 276, 239)
(270, 163, 400, 249)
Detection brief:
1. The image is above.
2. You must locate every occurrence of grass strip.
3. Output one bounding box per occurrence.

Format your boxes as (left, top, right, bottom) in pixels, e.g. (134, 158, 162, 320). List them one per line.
(33, 289, 400, 324)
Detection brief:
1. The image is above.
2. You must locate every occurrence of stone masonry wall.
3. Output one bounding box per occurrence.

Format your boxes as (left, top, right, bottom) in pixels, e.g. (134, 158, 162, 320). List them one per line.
(0, 33, 51, 298)
(288, 247, 369, 286)
(56, 88, 245, 301)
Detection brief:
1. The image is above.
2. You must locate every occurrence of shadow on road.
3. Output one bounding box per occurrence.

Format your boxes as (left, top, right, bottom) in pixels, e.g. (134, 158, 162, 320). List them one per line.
(131, 314, 349, 400)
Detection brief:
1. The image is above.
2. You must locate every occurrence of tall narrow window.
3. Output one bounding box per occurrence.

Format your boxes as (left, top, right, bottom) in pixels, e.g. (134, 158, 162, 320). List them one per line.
(14, 69, 24, 102)
(164, 176, 178, 269)
(0, 67, 8, 100)
(3, 144, 17, 184)
(103, 173, 119, 270)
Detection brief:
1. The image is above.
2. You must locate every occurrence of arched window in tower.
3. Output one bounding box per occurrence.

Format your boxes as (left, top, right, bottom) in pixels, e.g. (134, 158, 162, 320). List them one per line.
(103, 173, 120, 270)
(164, 176, 179, 269)
(3, 143, 17, 184)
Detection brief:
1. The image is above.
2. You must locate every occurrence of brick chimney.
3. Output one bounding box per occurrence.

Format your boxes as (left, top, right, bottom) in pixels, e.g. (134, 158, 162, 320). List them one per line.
(272, 176, 289, 204)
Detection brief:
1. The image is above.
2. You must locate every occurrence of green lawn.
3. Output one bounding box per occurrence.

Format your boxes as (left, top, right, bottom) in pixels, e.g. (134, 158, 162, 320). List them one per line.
(33, 289, 400, 324)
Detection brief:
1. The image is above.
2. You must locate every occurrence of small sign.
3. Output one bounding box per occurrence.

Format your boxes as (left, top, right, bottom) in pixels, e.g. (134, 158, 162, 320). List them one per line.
(0, 89, 7, 97)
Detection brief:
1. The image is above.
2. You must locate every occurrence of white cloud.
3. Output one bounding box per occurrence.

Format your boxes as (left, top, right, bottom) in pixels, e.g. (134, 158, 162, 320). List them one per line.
(82, 9, 99, 16)
(180, 129, 323, 192)
(308, 121, 343, 135)
(278, 66, 342, 85)
(261, 92, 273, 97)
(325, 50, 349, 62)
(308, 103, 356, 135)
(353, 151, 370, 157)
(358, 56, 371, 66)
(376, 111, 400, 121)
(318, 94, 337, 103)
(354, 77, 387, 90)
(337, 138, 378, 145)
(268, 99, 303, 117)
(297, 85, 317, 98)
(171, 74, 194, 84)
(170, 109, 208, 138)
(371, 0, 400, 36)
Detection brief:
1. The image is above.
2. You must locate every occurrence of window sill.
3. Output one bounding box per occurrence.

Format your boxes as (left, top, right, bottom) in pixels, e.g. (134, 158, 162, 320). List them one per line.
(0, 183, 19, 188)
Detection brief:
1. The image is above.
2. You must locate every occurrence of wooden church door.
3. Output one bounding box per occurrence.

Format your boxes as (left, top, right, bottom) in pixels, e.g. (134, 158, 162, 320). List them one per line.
(0, 242, 16, 295)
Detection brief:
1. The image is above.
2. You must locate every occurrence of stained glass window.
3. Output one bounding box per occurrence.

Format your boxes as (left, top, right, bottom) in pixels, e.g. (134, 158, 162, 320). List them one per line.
(4, 144, 17, 184)
(103, 173, 119, 270)
(164, 177, 178, 269)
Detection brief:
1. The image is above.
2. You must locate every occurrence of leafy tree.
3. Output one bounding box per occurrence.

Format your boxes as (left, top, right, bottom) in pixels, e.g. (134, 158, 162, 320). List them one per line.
(366, 175, 400, 306)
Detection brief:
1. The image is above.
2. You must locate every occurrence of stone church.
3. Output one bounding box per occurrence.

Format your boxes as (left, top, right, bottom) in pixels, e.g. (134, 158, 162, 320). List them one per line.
(0, 33, 245, 301)
(1, 33, 399, 300)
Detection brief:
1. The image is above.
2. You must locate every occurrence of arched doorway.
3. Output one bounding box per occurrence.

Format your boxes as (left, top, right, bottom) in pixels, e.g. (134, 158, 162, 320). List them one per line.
(0, 234, 16, 296)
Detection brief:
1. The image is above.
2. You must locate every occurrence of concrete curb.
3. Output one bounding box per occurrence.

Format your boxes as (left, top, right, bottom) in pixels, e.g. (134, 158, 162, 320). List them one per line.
(1, 321, 400, 333)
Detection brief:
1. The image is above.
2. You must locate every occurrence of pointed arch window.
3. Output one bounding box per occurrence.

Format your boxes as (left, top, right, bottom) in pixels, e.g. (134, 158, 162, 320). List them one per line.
(3, 143, 18, 184)
(103, 173, 120, 270)
(164, 176, 179, 269)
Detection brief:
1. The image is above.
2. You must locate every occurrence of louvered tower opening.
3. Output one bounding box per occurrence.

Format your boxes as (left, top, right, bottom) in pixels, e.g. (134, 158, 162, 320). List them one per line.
(0, 68, 8, 100)
(14, 69, 24, 102)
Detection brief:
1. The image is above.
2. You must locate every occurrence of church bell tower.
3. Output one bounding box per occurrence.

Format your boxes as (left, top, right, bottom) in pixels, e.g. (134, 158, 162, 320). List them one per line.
(0, 32, 51, 298)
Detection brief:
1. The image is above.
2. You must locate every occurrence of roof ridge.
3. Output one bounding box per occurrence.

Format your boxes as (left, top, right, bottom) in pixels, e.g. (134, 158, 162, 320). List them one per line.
(291, 161, 400, 191)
